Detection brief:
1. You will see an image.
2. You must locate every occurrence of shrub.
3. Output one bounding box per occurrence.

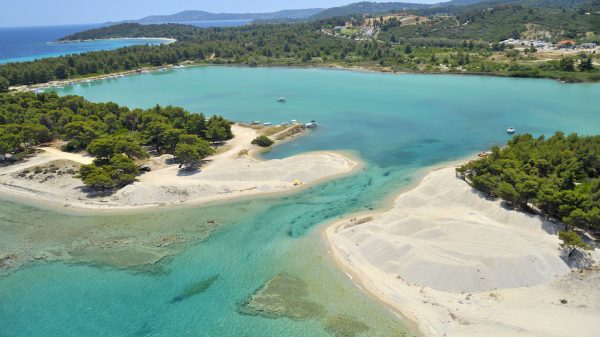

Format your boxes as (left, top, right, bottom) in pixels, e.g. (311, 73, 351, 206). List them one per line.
(251, 135, 274, 147)
(78, 154, 139, 190)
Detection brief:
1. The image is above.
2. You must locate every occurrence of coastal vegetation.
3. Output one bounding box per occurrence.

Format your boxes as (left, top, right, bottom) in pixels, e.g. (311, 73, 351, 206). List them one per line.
(174, 134, 215, 169)
(559, 230, 591, 252)
(457, 133, 600, 235)
(0, 76, 8, 93)
(0, 0, 599, 87)
(251, 135, 274, 147)
(0, 92, 232, 189)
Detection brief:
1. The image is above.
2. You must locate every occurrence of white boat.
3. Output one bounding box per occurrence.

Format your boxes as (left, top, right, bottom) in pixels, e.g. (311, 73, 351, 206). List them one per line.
(277, 97, 286, 102)
(305, 120, 318, 128)
(291, 119, 297, 123)
(263, 122, 272, 126)
(506, 127, 516, 134)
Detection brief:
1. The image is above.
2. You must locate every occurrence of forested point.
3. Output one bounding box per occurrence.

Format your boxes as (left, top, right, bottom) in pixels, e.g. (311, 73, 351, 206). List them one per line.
(0, 92, 233, 189)
(457, 133, 600, 234)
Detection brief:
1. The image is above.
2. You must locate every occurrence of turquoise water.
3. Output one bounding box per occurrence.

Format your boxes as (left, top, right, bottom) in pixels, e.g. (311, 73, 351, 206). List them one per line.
(2, 67, 600, 336)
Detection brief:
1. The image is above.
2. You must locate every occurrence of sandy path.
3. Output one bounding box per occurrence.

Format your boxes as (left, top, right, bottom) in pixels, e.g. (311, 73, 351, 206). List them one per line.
(326, 166, 600, 337)
(1, 147, 92, 175)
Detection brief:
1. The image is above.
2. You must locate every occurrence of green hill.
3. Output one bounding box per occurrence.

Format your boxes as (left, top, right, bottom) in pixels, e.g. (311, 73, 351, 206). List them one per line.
(380, 0, 600, 41)
(311, 2, 430, 19)
(132, 9, 325, 23)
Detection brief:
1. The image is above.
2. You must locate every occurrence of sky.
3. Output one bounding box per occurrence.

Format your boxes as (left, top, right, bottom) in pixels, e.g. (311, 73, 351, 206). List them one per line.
(0, 0, 437, 27)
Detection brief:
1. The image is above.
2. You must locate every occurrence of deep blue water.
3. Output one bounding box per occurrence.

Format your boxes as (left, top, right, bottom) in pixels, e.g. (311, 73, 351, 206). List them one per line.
(0, 24, 168, 64)
(0, 20, 249, 64)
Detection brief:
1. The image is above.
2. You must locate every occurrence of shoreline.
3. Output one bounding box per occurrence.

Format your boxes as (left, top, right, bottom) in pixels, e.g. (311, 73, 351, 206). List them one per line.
(0, 123, 361, 278)
(0, 37, 176, 66)
(324, 164, 600, 337)
(237, 62, 600, 84)
(55, 37, 177, 44)
(324, 227, 426, 337)
(10, 61, 196, 93)
(319, 160, 475, 337)
(0, 124, 360, 214)
(9, 59, 599, 93)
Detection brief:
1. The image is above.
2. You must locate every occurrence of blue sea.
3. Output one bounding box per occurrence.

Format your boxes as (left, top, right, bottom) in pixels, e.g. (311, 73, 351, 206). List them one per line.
(0, 20, 250, 64)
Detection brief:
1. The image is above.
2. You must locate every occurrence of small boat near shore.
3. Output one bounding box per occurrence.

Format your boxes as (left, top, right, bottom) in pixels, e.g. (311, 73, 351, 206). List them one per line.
(507, 127, 516, 134)
(305, 120, 318, 128)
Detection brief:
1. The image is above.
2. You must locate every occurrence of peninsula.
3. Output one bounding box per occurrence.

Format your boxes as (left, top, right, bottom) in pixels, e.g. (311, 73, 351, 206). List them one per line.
(0, 92, 357, 210)
(327, 166, 600, 337)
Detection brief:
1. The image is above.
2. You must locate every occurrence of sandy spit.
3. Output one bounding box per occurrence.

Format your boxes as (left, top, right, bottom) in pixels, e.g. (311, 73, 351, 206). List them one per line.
(325, 166, 600, 337)
(0, 124, 358, 211)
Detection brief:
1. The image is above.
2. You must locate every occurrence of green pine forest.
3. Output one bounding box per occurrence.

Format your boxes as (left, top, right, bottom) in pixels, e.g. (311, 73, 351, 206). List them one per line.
(0, 92, 232, 189)
(457, 133, 600, 236)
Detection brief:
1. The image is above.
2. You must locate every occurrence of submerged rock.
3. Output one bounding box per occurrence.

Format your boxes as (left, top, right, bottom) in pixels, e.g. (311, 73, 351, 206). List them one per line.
(323, 314, 370, 337)
(171, 275, 219, 303)
(68, 245, 172, 269)
(238, 273, 325, 320)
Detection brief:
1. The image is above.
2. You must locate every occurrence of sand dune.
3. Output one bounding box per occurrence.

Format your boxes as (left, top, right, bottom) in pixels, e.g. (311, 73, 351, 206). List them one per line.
(327, 166, 600, 337)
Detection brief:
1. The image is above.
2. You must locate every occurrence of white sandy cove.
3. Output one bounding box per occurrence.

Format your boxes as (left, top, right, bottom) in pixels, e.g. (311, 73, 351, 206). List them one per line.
(326, 166, 600, 337)
(0, 125, 357, 210)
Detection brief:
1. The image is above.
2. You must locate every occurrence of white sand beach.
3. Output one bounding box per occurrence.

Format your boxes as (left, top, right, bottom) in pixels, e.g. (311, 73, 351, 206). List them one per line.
(326, 166, 600, 337)
(0, 124, 357, 210)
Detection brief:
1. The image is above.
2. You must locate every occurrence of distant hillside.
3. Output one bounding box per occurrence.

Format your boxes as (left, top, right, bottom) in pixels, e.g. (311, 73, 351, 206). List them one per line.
(118, 8, 324, 24)
(311, 2, 430, 19)
(382, 0, 600, 42)
(59, 23, 202, 41)
(108, 1, 499, 25)
(311, 0, 591, 19)
(440, 0, 495, 6)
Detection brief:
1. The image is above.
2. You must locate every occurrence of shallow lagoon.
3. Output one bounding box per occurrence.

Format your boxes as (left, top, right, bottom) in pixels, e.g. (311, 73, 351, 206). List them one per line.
(1, 67, 599, 336)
